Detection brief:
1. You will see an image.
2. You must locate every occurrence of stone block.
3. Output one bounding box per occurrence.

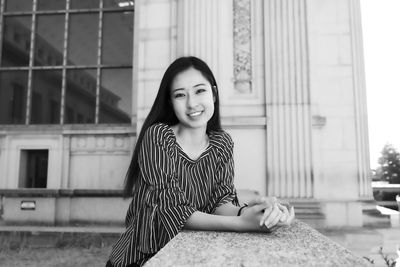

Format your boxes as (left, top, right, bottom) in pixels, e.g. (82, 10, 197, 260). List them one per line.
(323, 201, 363, 227)
(3, 197, 56, 225)
(145, 220, 368, 266)
(69, 197, 129, 224)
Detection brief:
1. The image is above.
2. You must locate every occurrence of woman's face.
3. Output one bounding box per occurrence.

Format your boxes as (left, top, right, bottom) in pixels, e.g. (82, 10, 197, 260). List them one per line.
(170, 67, 215, 131)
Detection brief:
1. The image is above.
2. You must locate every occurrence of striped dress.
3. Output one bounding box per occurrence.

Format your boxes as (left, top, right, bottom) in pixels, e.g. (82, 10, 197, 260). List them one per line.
(109, 123, 239, 267)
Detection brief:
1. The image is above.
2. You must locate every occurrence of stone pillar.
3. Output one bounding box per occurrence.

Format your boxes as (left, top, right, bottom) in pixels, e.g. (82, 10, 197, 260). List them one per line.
(349, 0, 372, 199)
(176, 0, 234, 102)
(177, 0, 220, 72)
(306, 0, 371, 226)
(264, 0, 313, 198)
(135, 0, 178, 129)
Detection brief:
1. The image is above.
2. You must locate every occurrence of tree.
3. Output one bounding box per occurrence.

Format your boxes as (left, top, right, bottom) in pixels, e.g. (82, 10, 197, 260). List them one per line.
(374, 143, 400, 184)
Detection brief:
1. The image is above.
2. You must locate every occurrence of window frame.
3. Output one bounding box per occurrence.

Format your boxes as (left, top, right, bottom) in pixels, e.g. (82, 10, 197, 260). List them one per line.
(0, 0, 134, 125)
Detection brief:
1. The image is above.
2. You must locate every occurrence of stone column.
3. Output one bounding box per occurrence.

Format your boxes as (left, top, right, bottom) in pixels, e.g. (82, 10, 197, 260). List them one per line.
(135, 0, 178, 129)
(176, 0, 234, 97)
(264, 0, 313, 198)
(349, 0, 372, 199)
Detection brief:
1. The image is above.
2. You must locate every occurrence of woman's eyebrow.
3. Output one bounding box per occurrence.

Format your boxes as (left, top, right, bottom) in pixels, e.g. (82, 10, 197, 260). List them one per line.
(171, 88, 185, 93)
(194, 83, 207, 87)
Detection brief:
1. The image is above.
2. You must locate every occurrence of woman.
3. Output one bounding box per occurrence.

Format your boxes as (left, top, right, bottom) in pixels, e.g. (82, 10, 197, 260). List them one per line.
(107, 56, 295, 267)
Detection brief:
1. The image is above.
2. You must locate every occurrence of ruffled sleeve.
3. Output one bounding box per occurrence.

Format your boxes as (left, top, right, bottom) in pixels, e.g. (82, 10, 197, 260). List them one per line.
(136, 124, 196, 254)
(208, 132, 239, 214)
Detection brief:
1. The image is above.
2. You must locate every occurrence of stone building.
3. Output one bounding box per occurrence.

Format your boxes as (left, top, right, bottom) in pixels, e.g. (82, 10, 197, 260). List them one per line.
(0, 0, 371, 227)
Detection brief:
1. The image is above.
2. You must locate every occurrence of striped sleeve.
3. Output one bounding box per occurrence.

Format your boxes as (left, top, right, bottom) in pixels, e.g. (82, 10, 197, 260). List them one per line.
(136, 124, 196, 253)
(208, 132, 239, 213)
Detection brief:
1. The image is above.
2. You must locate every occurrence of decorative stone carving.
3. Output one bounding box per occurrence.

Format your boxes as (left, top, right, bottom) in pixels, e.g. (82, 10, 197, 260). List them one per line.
(77, 137, 87, 148)
(71, 135, 129, 153)
(114, 137, 125, 148)
(233, 0, 252, 93)
(96, 137, 105, 148)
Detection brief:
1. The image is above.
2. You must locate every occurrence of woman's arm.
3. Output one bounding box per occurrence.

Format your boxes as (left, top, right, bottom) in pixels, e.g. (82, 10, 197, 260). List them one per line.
(213, 197, 296, 229)
(185, 202, 272, 232)
(213, 202, 241, 216)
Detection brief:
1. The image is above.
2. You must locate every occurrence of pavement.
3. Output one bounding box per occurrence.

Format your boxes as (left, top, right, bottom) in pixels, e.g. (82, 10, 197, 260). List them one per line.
(318, 226, 400, 267)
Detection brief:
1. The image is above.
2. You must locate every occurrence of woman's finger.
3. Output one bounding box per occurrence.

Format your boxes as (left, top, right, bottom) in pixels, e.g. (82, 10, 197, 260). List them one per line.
(265, 207, 282, 228)
(281, 206, 295, 226)
(288, 206, 295, 223)
(262, 204, 281, 228)
(277, 203, 289, 222)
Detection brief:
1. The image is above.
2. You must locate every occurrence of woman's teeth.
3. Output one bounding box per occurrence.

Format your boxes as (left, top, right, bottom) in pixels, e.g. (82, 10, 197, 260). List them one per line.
(188, 111, 202, 117)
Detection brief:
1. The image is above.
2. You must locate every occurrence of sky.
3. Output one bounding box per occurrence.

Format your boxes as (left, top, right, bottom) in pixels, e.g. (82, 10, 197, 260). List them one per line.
(360, 0, 400, 169)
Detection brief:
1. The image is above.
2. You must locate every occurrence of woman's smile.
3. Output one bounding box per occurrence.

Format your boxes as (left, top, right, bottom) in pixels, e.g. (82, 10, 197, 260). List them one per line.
(187, 110, 203, 117)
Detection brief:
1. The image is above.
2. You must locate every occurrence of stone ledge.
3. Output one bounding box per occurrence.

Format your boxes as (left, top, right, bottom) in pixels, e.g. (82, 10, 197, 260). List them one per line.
(0, 189, 124, 197)
(145, 220, 371, 267)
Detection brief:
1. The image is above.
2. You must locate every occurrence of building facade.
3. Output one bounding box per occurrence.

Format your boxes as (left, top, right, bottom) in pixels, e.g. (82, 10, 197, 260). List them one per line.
(0, 0, 371, 227)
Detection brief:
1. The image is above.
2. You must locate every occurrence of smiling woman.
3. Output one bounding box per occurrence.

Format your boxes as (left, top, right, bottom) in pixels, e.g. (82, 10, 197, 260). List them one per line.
(106, 57, 295, 267)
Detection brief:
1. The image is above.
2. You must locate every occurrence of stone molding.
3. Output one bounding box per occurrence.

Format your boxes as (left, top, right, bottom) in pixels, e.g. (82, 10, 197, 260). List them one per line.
(0, 188, 124, 197)
(70, 135, 131, 153)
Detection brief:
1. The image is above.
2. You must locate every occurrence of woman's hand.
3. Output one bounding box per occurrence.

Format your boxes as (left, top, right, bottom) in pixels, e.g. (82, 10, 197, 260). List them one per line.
(237, 201, 271, 232)
(245, 196, 295, 230)
(276, 203, 295, 227)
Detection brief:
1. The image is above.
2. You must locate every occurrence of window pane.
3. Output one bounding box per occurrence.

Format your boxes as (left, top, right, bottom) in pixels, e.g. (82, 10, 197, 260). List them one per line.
(104, 0, 134, 9)
(0, 71, 28, 124)
(65, 69, 96, 124)
(37, 0, 66, 11)
(1, 16, 32, 67)
(70, 0, 99, 9)
(99, 68, 131, 123)
(31, 70, 62, 124)
(34, 15, 65, 66)
(19, 150, 48, 188)
(5, 0, 32, 12)
(68, 14, 99, 66)
(102, 12, 133, 65)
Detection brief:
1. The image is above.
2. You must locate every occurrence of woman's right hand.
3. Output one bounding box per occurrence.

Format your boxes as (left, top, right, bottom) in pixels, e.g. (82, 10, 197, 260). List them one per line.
(237, 201, 279, 232)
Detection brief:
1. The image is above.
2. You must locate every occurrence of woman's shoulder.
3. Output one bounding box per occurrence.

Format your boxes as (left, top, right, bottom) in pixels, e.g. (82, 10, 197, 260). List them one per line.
(209, 130, 234, 154)
(146, 122, 171, 134)
(144, 123, 175, 146)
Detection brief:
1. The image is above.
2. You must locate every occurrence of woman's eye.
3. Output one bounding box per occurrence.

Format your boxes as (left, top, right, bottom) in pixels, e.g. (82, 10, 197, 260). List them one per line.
(196, 88, 206, 94)
(173, 93, 185, 99)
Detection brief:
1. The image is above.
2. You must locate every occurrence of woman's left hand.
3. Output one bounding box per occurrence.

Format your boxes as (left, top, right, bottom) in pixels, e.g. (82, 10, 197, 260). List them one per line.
(248, 196, 295, 230)
(275, 203, 295, 227)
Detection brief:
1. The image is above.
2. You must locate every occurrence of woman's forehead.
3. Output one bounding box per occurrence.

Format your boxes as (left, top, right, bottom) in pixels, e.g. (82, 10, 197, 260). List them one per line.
(171, 68, 210, 89)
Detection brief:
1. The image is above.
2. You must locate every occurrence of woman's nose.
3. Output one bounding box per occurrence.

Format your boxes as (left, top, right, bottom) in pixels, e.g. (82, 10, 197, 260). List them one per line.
(186, 94, 197, 108)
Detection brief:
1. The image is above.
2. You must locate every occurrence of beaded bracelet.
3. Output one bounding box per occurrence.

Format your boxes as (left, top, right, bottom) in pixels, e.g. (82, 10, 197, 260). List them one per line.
(237, 204, 248, 216)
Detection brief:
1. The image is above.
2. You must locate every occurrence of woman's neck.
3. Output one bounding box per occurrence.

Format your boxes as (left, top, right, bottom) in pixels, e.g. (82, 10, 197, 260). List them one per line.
(173, 124, 208, 145)
(172, 124, 209, 159)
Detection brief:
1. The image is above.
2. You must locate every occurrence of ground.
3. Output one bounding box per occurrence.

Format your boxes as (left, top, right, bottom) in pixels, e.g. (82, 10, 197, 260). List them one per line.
(0, 246, 111, 267)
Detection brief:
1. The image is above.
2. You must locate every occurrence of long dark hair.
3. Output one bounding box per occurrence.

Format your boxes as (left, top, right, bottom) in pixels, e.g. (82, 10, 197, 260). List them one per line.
(123, 56, 222, 196)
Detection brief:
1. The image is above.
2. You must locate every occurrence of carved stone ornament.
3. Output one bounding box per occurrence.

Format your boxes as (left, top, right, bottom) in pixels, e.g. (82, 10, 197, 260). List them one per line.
(233, 0, 252, 93)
